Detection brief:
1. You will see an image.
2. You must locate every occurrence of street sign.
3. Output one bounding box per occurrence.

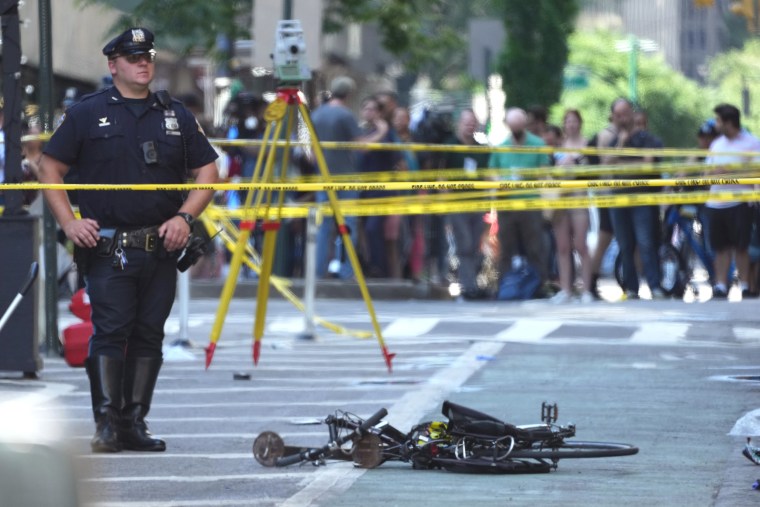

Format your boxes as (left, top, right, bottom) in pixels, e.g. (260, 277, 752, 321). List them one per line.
(563, 66, 589, 90)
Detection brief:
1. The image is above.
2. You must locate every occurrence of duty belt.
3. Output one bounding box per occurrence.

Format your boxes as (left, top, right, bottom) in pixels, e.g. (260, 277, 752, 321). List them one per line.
(117, 226, 160, 252)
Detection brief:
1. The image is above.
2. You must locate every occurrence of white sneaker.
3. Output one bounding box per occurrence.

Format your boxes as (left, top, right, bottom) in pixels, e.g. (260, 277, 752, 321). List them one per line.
(551, 290, 572, 304)
(579, 291, 595, 304)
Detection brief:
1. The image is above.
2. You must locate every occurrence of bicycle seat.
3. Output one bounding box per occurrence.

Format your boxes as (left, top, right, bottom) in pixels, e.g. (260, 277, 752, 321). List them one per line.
(442, 400, 518, 438)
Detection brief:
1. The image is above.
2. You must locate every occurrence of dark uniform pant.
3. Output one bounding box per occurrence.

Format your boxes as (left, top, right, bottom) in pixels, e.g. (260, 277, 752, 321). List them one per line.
(86, 249, 177, 359)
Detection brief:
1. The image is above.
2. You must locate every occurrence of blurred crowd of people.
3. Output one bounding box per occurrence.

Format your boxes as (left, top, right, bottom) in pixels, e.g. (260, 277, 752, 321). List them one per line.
(190, 75, 760, 303)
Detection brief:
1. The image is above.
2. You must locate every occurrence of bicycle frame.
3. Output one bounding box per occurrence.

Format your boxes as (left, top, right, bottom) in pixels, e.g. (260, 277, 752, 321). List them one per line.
(664, 205, 715, 282)
(253, 401, 638, 474)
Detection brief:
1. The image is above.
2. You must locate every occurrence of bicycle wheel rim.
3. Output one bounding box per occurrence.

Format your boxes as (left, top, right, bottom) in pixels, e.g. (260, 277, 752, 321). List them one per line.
(509, 440, 638, 460)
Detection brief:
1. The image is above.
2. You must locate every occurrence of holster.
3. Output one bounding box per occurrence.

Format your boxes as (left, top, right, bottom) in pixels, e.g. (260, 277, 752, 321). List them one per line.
(73, 246, 94, 275)
(95, 234, 118, 257)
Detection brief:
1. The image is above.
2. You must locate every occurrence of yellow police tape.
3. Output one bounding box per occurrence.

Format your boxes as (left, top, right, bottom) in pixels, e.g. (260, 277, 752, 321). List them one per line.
(204, 189, 754, 220)
(5, 177, 760, 219)
(17, 131, 760, 180)
(208, 137, 760, 160)
(288, 161, 758, 182)
(25, 130, 731, 158)
(5, 175, 759, 193)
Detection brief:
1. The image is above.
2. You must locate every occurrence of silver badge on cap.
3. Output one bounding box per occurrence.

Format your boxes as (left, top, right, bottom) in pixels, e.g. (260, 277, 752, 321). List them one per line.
(131, 29, 146, 43)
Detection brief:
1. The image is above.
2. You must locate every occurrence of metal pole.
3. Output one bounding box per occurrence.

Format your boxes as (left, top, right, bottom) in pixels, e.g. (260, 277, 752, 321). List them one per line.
(298, 206, 317, 340)
(283, 0, 293, 19)
(173, 270, 191, 347)
(484, 48, 492, 134)
(39, 0, 59, 356)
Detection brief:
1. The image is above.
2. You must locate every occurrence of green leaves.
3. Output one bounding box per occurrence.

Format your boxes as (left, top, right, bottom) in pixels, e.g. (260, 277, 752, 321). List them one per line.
(707, 39, 760, 135)
(324, 0, 496, 85)
(497, 0, 579, 110)
(75, 0, 252, 58)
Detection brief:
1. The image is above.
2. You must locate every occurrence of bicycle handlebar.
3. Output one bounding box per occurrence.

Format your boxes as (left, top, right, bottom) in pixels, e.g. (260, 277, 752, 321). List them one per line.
(358, 407, 388, 432)
(275, 408, 388, 467)
(276, 449, 312, 467)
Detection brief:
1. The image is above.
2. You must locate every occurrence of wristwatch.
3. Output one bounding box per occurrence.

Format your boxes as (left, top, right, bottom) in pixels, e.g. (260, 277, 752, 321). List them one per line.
(176, 212, 194, 226)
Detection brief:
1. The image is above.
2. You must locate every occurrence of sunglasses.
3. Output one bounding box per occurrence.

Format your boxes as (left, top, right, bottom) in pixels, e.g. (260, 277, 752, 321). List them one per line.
(113, 52, 156, 64)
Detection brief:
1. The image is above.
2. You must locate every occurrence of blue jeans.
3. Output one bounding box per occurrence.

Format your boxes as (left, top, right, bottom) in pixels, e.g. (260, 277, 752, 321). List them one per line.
(609, 205, 661, 293)
(315, 191, 359, 279)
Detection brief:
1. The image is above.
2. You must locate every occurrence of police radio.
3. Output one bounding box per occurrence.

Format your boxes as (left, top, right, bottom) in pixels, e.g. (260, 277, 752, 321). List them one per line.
(272, 20, 311, 83)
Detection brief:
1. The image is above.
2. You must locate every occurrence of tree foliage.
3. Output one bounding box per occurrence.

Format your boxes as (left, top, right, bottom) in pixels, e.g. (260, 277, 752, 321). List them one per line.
(707, 39, 760, 136)
(78, 0, 497, 85)
(556, 30, 713, 148)
(75, 0, 253, 59)
(324, 0, 496, 85)
(496, 0, 579, 109)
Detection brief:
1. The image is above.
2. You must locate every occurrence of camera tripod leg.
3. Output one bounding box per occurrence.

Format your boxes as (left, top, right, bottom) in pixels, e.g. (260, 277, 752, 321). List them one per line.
(206, 118, 281, 369)
(298, 101, 395, 372)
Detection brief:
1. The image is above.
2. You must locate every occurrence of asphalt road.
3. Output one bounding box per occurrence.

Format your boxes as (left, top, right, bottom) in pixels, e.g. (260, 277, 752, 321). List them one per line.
(3, 296, 760, 506)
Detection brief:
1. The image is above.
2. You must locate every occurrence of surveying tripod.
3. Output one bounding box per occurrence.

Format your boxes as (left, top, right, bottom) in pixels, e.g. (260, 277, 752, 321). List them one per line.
(204, 87, 395, 372)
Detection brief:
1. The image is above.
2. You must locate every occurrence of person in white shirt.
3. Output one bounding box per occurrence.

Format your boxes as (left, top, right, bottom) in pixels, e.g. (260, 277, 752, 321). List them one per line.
(704, 103, 760, 300)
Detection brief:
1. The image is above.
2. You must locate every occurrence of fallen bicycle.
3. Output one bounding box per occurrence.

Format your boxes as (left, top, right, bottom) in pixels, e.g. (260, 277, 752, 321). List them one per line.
(253, 400, 638, 474)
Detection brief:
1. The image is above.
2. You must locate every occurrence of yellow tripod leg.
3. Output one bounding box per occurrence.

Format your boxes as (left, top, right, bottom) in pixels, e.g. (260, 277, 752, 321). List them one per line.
(205, 118, 278, 368)
(252, 101, 296, 364)
(206, 224, 252, 368)
(298, 101, 395, 372)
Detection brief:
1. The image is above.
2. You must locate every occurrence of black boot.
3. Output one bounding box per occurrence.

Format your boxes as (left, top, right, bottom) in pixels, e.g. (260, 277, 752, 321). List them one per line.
(86, 355, 124, 453)
(121, 356, 166, 452)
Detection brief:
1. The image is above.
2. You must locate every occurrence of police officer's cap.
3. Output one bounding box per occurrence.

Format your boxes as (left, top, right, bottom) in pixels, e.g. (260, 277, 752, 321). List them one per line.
(102, 27, 155, 57)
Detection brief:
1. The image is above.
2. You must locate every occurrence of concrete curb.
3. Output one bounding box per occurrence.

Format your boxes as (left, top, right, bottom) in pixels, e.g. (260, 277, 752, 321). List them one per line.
(189, 278, 454, 300)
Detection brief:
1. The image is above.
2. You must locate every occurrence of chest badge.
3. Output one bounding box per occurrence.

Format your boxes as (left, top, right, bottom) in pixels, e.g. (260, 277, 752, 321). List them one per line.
(98, 117, 111, 127)
(164, 117, 180, 135)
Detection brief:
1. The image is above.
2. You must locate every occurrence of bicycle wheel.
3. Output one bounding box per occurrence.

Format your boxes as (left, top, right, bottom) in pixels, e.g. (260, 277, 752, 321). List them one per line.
(253, 431, 285, 467)
(432, 456, 553, 474)
(509, 440, 638, 460)
(659, 244, 686, 297)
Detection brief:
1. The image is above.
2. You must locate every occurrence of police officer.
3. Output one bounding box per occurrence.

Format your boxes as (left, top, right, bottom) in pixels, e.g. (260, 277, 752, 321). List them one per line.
(39, 28, 219, 453)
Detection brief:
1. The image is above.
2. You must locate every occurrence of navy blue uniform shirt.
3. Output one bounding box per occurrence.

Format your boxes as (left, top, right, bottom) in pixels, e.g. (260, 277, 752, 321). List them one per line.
(44, 86, 218, 227)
